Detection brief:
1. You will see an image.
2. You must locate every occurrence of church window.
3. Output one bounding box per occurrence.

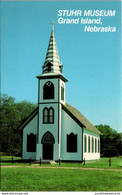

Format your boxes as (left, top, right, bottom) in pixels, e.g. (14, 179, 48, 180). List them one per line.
(27, 133, 36, 152)
(41, 131, 55, 144)
(98, 139, 100, 153)
(84, 135, 87, 153)
(67, 133, 77, 153)
(43, 81, 54, 99)
(88, 136, 90, 153)
(43, 108, 48, 123)
(49, 107, 54, 123)
(95, 138, 97, 153)
(61, 83, 64, 101)
(92, 137, 94, 153)
(43, 107, 54, 124)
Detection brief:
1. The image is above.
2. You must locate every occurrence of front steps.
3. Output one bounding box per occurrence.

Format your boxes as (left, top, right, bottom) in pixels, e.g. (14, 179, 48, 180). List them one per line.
(33, 160, 57, 164)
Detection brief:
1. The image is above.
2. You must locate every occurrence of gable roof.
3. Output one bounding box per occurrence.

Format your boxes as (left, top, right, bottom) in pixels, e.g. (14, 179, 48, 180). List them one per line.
(62, 103, 102, 135)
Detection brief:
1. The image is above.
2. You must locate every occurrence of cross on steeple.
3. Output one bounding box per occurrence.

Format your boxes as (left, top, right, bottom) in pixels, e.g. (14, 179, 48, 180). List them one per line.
(51, 21, 55, 30)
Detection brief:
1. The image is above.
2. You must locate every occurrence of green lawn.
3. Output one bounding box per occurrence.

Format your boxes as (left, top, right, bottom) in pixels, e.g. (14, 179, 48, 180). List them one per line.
(1, 156, 121, 169)
(1, 167, 122, 191)
(41, 157, 122, 169)
(1, 156, 30, 166)
(1, 156, 21, 160)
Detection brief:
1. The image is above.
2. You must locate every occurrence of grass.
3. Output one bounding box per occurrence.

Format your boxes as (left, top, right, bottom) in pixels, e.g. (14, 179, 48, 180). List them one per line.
(1, 167, 122, 191)
(1, 156, 30, 166)
(42, 157, 122, 169)
(1, 162, 30, 166)
(1, 156, 21, 160)
(1, 156, 122, 169)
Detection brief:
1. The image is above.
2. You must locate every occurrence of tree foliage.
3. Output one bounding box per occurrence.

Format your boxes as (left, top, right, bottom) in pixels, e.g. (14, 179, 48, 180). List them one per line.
(96, 124, 121, 157)
(0, 94, 37, 156)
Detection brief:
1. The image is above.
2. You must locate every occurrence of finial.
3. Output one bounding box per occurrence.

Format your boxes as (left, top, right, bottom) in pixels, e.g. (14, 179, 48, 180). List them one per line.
(51, 21, 55, 30)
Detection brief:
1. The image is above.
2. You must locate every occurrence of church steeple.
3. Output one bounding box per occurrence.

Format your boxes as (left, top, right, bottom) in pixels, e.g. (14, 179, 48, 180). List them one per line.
(42, 23, 63, 74)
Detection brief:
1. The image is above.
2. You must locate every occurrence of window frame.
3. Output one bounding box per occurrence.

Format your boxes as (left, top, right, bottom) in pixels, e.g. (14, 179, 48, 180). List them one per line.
(43, 107, 54, 124)
(67, 132, 77, 153)
(27, 133, 36, 152)
(43, 107, 48, 124)
(95, 138, 97, 153)
(88, 136, 90, 153)
(43, 81, 54, 100)
(98, 139, 100, 153)
(41, 131, 55, 144)
(92, 137, 94, 153)
(84, 135, 87, 153)
(48, 107, 54, 124)
(61, 83, 64, 101)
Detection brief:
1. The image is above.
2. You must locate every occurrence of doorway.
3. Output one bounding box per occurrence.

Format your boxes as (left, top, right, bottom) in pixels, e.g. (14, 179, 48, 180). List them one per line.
(43, 144, 53, 160)
(41, 131, 55, 160)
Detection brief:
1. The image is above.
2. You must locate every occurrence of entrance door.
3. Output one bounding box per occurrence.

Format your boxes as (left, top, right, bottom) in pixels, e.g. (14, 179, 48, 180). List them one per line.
(41, 131, 55, 160)
(43, 144, 53, 160)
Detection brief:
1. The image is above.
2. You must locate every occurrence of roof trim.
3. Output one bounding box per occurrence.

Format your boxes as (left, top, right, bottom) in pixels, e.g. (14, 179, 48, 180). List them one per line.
(19, 107, 38, 129)
(36, 73, 68, 82)
(84, 128, 102, 136)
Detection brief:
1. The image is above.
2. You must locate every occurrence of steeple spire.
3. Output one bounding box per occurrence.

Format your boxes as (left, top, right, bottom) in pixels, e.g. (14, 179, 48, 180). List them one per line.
(51, 21, 55, 30)
(42, 23, 63, 74)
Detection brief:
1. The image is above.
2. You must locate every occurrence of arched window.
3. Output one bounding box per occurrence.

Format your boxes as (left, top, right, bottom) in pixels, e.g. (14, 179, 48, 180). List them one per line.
(49, 107, 54, 123)
(92, 137, 94, 153)
(84, 135, 87, 153)
(98, 139, 100, 153)
(27, 133, 36, 152)
(95, 138, 97, 153)
(43, 108, 48, 123)
(88, 136, 90, 153)
(43, 107, 54, 124)
(61, 83, 64, 101)
(41, 131, 55, 144)
(67, 133, 77, 153)
(43, 81, 54, 99)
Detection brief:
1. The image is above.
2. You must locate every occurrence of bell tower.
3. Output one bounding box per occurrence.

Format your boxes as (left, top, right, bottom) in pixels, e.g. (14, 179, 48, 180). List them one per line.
(36, 24, 68, 160)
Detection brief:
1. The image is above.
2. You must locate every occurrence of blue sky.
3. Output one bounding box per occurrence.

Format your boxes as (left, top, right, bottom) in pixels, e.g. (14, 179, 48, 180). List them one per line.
(1, 1, 121, 132)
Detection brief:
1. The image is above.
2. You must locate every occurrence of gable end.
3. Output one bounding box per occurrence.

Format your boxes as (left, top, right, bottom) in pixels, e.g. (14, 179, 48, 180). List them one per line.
(20, 107, 38, 129)
(62, 104, 84, 129)
(62, 103, 102, 135)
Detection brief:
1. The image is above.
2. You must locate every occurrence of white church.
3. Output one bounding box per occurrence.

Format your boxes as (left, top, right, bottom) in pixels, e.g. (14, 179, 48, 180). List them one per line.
(21, 25, 101, 162)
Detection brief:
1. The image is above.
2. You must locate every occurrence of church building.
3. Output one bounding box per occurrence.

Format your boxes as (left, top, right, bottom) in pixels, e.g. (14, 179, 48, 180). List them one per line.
(21, 25, 101, 161)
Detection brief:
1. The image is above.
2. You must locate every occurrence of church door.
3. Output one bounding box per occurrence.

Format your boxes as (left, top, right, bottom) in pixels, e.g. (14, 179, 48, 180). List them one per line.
(41, 132, 55, 160)
(43, 144, 53, 160)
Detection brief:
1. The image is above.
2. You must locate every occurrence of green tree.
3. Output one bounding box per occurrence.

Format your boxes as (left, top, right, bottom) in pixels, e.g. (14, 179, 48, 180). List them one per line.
(96, 124, 121, 157)
(0, 94, 37, 156)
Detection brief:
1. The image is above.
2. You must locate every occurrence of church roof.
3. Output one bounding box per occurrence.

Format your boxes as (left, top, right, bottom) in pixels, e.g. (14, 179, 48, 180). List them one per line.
(42, 25, 62, 74)
(62, 103, 102, 135)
